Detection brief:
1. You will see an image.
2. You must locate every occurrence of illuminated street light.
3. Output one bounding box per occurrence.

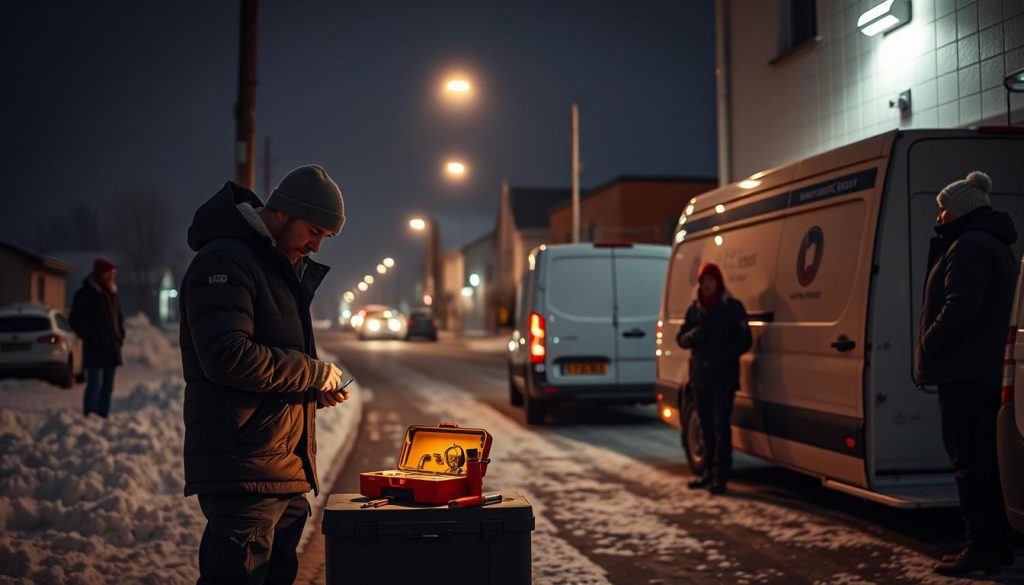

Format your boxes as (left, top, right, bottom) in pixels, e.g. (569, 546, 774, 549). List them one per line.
(409, 217, 427, 231)
(383, 257, 395, 268)
(446, 161, 466, 177)
(461, 286, 474, 298)
(357, 282, 369, 292)
(343, 291, 355, 303)
(363, 275, 375, 285)
(446, 79, 471, 93)
(376, 264, 387, 274)
(469, 273, 481, 287)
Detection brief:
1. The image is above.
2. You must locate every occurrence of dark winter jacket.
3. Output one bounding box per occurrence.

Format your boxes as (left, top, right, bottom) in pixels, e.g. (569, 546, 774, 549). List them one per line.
(69, 275, 125, 368)
(179, 182, 331, 497)
(677, 295, 752, 393)
(914, 207, 1018, 386)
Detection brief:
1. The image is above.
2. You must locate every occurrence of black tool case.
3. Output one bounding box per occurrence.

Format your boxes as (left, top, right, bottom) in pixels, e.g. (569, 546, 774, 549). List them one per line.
(322, 491, 534, 585)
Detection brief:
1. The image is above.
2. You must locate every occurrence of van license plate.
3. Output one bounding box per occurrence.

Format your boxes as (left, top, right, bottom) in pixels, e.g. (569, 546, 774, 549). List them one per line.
(1, 342, 31, 352)
(563, 363, 607, 375)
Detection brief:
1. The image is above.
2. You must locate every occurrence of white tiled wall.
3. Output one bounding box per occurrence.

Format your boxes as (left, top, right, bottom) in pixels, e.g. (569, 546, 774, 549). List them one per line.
(726, 0, 1024, 180)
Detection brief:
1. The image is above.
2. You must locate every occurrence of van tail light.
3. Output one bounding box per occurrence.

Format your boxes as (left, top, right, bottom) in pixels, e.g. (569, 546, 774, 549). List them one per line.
(37, 334, 62, 345)
(1002, 326, 1016, 405)
(529, 312, 546, 364)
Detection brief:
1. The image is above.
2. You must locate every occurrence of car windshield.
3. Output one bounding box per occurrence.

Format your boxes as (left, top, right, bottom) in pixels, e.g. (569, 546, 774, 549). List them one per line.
(366, 310, 397, 320)
(0, 316, 51, 332)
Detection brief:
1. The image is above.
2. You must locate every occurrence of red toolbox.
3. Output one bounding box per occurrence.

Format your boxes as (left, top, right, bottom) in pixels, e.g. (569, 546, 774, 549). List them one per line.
(359, 422, 493, 505)
(322, 491, 534, 585)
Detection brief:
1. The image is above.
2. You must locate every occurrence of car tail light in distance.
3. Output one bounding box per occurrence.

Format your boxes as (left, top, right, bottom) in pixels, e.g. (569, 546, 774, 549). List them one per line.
(37, 334, 62, 345)
(1002, 326, 1016, 405)
(529, 312, 546, 364)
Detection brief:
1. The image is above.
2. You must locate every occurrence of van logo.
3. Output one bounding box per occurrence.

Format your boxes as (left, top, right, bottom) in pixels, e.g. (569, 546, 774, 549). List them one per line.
(797, 226, 824, 287)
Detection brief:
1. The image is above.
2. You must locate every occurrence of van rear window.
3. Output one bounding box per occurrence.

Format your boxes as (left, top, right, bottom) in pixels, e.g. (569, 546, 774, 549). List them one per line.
(0, 317, 51, 333)
(547, 256, 614, 318)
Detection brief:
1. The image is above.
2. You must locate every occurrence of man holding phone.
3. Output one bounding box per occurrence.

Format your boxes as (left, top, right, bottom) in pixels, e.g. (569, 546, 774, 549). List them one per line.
(179, 165, 351, 584)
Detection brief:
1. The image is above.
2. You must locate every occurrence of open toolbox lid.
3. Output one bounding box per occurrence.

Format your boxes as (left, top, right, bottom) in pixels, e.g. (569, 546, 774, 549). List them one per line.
(396, 422, 493, 477)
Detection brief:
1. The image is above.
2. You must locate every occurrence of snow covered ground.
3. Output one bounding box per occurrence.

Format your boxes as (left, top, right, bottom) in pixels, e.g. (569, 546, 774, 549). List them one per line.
(0, 315, 361, 584)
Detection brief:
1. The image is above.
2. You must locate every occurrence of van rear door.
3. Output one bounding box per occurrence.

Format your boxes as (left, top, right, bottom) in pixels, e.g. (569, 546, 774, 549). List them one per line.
(543, 250, 617, 386)
(612, 245, 670, 386)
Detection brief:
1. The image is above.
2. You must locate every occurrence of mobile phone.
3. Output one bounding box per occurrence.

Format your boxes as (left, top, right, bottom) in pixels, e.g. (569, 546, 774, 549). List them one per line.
(338, 376, 355, 398)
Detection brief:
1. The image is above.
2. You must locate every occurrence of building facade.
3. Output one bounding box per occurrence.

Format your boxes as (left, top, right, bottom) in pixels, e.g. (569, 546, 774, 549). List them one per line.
(718, 0, 1024, 182)
(549, 176, 717, 244)
(0, 240, 77, 313)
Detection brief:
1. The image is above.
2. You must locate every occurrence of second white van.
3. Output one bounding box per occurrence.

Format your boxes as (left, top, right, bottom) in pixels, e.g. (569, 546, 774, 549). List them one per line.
(508, 243, 670, 424)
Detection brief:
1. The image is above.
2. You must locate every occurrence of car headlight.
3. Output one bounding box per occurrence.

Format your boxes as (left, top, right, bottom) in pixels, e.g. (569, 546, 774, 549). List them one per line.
(387, 318, 401, 332)
(367, 319, 381, 332)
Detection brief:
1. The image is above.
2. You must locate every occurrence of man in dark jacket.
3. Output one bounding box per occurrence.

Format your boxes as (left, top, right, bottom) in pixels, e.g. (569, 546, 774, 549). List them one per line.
(180, 165, 350, 584)
(677, 262, 752, 495)
(69, 257, 125, 418)
(914, 171, 1017, 576)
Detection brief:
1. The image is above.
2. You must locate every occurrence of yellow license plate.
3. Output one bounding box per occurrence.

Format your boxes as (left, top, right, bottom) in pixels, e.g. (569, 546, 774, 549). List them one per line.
(563, 362, 607, 375)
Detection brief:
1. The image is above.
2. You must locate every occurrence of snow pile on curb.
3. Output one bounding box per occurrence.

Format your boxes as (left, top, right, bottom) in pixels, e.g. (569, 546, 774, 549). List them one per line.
(0, 379, 202, 585)
(121, 313, 180, 371)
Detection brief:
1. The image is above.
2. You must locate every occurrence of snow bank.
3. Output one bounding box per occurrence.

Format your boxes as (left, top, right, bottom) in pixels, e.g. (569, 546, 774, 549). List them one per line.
(0, 316, 361, 584)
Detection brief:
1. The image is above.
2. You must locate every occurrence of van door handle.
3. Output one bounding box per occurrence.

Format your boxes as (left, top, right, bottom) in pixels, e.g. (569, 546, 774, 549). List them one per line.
(622, 328, 646, 338)
(831, 335, 856, 352)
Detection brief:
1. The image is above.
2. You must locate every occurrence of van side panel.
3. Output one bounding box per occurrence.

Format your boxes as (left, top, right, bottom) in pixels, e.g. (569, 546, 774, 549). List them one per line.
(869, 135, 1024, 476)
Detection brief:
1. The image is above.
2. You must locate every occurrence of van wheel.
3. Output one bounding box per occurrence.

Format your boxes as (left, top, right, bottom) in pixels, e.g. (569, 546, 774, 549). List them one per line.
(524, 383, 547, 425)
(508, 366, 524, 407)
(681, 399, 706, 477)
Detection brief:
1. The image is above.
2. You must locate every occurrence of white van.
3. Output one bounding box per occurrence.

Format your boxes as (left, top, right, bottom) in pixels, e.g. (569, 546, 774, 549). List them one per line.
(508, 243, 670, 424)
(656, 129, 1024, 508)
(999, 257, 1024, 531)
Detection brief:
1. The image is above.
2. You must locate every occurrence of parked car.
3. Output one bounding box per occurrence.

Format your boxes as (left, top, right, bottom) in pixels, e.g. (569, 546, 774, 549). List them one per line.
(656, 128, 1024, 508)
(0, 302, 83, 388)
(999, 257, 1024, 532)
(508, 242, 670, 424)
(404, 308, 438, 341)
(356, 308, 407, 341)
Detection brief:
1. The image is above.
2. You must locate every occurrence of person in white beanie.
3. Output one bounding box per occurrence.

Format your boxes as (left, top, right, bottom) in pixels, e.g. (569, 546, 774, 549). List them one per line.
(914, 171, 1018, 576)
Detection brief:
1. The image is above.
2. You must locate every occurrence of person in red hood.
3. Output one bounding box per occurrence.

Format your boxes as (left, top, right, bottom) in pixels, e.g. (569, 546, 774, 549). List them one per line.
(676, 262, 751, 494)
(69, 257, 125, 418)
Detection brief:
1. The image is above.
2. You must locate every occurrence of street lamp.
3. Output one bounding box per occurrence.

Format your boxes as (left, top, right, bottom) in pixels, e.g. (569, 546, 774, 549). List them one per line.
(376, 263, 387, 275)
(445, 160, 467, 178)
(383, 257, 395, 268)
(343, 291, 355, 303)
(409, 217, 427, 231)
(363, 274, 375, 285)
(441, 74, 581, 242)
(357, 281, 369, 292)
(408, 216, 444, 322)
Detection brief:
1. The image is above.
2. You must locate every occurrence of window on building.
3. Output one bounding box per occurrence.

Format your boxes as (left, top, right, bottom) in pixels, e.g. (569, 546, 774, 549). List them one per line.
(776, 0, 817, 58)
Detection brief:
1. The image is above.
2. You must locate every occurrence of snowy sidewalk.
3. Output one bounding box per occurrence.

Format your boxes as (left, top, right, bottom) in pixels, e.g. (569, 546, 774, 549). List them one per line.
(0, 315, 362, 584)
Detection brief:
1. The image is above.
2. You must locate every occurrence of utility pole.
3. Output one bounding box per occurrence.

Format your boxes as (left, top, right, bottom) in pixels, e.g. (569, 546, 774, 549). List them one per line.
(234, 0, 258, 189)
(571, 103, 580, 243)
(262, 135, 273, 199)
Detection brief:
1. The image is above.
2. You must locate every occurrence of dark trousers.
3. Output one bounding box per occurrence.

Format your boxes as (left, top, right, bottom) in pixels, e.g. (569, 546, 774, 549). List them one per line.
(696, 385, 735, 483)
(937, 383, 1008, 555)
(83, 367, 116, 417)
(197, 493, 310, 585)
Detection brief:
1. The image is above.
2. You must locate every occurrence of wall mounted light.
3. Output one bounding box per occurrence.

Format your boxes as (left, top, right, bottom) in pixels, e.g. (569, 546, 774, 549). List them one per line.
(857, 0, 911, 37)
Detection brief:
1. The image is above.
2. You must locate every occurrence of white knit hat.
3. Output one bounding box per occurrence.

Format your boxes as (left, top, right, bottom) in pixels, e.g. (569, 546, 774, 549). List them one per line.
(936, 171, 993, 217)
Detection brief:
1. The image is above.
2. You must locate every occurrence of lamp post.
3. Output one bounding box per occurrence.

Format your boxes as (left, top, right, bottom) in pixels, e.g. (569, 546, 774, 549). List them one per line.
(442, 77, 582, 242)
(408, 216, 445, 326)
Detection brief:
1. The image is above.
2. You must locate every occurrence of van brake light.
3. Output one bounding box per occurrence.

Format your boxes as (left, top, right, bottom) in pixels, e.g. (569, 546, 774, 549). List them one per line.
(529, 312, 546, 364)
(1002, 326, 1016, 405)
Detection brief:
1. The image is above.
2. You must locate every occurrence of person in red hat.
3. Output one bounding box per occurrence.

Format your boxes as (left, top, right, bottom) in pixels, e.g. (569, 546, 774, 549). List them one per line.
(69, 257, 125, 418)
(676, 262, 751, 494)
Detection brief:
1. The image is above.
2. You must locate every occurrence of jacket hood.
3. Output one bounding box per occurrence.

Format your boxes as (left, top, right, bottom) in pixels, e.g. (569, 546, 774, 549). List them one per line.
(936, 207, 1018, 246)
(188, 182, 269, 252)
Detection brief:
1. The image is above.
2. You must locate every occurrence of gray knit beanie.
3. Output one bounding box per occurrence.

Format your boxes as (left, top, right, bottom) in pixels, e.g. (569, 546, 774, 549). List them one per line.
(936, 171, 993, 218)
(267, 165, 346, 233)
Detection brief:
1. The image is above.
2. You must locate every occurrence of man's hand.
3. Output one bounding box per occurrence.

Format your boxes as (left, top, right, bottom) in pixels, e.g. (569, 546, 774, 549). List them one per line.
(318, 363, 348, 407)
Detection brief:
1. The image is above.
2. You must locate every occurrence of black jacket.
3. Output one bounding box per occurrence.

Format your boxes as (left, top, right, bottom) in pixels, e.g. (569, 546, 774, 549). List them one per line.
(677, 295, 752, 393)
(69, 276, 125, 368)
(179, 182, 331, 496)
(914, 207, 1018, 386)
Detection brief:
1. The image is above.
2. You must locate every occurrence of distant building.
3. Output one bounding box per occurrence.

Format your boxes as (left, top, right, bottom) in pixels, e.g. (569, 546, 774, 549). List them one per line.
(0, 240, 78, 313)
(493, 181, 571, 327)
(549, 176, 717, 244)
(716, 0, 1024, 183)
(437, 232, 496, 335)
(441, 249, 464, 332)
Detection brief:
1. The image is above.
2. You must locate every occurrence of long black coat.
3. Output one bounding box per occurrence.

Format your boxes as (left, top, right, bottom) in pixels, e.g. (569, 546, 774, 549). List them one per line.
(179, 182, 330, 497)
(677, 295, 752, 393)
(915, 207, 1018, 386)
(69, 276, 125, 368)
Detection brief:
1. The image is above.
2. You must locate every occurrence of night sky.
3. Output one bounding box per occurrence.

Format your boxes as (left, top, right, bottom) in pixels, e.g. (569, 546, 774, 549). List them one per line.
(1, 0, 716, 318)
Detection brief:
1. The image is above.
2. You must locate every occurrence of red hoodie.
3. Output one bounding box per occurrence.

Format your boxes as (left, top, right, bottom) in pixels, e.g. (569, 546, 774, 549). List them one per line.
(697, 262, 725, 311)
